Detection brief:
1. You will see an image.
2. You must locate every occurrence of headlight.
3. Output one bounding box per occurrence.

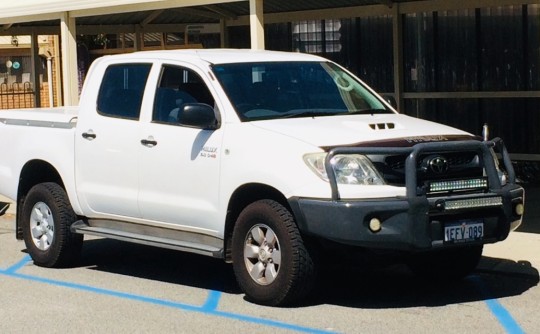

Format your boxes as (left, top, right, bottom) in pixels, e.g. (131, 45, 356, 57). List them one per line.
(304, 153, 385, 185)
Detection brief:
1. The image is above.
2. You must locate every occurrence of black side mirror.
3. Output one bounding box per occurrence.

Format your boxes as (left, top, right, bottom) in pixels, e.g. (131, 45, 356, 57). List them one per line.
(381, 95, 397, 109)
(180, 103, 220, 130)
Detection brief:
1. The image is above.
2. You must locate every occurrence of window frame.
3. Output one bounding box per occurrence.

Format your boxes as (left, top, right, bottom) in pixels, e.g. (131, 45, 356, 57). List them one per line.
(96, 63, 152, 121)
(151, 63, 216, 125)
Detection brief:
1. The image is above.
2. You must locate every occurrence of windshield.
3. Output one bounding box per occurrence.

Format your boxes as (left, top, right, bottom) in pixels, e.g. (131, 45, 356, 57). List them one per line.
(212, 61, 392, 121)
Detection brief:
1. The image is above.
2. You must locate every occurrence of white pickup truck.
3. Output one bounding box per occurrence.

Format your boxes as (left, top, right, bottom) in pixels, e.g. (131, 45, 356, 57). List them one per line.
(0, 49, 525, 306)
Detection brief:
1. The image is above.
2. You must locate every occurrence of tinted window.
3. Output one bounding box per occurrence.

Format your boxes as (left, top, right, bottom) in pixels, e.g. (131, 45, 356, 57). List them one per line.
(97, 64, 151, 120)
(153, 65, 215, 124)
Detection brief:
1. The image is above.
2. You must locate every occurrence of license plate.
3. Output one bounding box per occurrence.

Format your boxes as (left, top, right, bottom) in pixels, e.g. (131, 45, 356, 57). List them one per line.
(444, 220, 484, 243)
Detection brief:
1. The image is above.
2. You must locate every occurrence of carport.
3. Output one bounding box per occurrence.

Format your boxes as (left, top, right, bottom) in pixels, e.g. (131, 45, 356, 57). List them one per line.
(0, 0, 538, 164)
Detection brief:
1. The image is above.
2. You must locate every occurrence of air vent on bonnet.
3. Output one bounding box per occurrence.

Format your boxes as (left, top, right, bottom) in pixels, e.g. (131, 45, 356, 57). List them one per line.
(369, 123, 395, 130)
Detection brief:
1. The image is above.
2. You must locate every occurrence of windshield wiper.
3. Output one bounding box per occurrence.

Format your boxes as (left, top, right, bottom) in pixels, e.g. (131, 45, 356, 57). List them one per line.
(280, 110, 343, 119)
(279, 108, 390, 119)
(348, 109, 391, 115)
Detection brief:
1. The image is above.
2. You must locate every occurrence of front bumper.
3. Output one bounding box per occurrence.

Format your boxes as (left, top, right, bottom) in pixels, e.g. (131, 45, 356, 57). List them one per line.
(290, 183, 523, 250)
(289, 138, 525, 251)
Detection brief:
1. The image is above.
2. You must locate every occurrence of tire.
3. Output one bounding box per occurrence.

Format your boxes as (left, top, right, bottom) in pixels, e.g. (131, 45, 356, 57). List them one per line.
(231, 199, 316, 306)
(21, 182, 83, 268)
(407, 245, 483, 281)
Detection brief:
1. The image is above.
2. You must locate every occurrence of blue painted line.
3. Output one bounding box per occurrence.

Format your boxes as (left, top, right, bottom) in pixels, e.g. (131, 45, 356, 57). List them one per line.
(202, 289, 222, 311)
(4, 254, 30, 274)
(469, 276, 525, 334)
(0, 256, 335, 334)
(484, 299, 525, 334)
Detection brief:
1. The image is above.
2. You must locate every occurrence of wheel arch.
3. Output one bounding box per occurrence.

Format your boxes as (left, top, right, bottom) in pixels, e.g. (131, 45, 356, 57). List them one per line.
(16, 160, 65, 240)
(223, 183, 290, 262)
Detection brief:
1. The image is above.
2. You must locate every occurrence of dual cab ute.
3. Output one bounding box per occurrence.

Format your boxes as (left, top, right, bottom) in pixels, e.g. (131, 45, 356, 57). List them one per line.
(0, 50, 525, 306)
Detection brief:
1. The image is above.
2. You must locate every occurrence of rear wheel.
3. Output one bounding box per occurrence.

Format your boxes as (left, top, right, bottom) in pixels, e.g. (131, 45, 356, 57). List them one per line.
(407, 245, 483, 281)
(22, 182, 83, 268)
(231, 200, 316, 306)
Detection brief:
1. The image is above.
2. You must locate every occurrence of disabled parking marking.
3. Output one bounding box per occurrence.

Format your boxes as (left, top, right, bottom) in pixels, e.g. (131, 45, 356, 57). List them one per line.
(4, 257, 525, 334)
(468, 276, 525, 334)
(0, 255, 335, 334)
(4, 254, 30, 274)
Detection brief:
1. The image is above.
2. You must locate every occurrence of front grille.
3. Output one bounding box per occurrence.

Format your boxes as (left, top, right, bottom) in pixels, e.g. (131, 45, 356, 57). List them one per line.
(385, 152, 476, 171)
(447, 154, 476, 166)
(373, 151, 483, 187)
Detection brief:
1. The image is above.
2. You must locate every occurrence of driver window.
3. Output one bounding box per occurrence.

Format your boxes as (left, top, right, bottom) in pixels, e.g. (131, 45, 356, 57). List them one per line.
(153, 65, 215, 124)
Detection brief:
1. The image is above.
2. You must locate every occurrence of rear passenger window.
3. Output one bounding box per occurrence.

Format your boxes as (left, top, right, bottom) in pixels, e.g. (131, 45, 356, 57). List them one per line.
(153, 65, 215, 124)
(97, 64, 151, 120)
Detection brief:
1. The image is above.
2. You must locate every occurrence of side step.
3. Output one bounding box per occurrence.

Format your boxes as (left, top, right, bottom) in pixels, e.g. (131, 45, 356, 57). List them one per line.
(0, 202, 9, 216)
(71, 220, 223, 258)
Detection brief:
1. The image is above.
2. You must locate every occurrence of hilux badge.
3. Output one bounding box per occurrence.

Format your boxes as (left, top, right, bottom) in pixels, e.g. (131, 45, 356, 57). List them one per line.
(429, 156, 449, 174)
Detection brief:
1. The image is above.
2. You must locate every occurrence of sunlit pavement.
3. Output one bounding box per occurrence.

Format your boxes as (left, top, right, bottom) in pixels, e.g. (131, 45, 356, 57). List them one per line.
(0, 186, 538, 333)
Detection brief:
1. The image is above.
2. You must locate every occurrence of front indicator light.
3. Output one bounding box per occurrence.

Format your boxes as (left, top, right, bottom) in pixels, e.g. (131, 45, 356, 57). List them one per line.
(515, 203, 524, 216)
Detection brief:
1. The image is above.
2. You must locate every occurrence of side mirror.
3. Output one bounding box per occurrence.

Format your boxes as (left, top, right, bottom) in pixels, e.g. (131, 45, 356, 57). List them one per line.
(180, 103, 220, 130)
(381, 95, 397, 109)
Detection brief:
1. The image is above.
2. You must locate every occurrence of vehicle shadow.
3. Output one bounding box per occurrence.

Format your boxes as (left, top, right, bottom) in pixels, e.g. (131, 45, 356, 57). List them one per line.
(308, 257, 539, 308)
(78, 238, 241, 294)
(77, 238, 539, 308)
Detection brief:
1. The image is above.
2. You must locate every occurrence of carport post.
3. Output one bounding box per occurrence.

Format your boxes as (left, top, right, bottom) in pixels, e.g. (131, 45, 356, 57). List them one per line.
(30, 32, 41, 108)
(60, 11, 79, 106)
(249, 0, 265, 50)
(220, 19, 228, 48)
(134, 25, 143, 51)
(392, 4, 404, 112)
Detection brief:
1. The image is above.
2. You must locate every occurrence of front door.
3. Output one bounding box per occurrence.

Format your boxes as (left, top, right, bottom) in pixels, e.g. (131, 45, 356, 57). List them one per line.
(138, 64, 223, 233)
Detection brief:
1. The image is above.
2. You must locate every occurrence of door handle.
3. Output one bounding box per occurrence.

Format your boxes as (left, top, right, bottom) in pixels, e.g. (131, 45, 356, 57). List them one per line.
(141, 136, 158, 147)
(82, 131, 96, 140)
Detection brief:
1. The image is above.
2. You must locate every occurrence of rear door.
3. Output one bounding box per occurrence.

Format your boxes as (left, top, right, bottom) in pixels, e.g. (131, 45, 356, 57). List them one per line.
(75, 63, 152, 218)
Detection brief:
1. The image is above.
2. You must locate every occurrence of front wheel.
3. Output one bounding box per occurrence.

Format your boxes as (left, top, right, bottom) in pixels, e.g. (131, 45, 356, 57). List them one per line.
(21, 182, 83, 268)
(231, 200, 316, 306)
(407, 245, 483, 281)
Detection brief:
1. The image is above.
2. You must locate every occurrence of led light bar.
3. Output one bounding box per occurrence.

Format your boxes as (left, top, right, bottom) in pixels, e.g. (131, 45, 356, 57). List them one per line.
(444, 196, 503, 211)
(428, 178, 488, 193)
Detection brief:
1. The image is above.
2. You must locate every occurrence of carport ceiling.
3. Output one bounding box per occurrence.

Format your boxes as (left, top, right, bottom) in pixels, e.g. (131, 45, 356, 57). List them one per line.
(8, 0, 408, 28)
(74, 0, 402, 23)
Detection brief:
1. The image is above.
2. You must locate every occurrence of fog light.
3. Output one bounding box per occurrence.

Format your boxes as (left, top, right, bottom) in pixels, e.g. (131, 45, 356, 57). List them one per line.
(369, 218, 382, 233)
(515, 203, 524, 216)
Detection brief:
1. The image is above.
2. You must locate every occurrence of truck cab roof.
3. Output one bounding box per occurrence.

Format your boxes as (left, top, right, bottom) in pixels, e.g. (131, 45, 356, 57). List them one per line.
(100, 49, 327, 65)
